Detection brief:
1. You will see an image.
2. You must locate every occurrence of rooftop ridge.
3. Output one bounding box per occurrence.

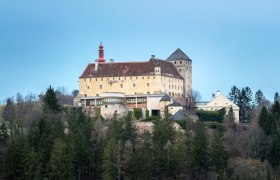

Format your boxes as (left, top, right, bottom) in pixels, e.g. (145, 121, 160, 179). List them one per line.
(166, 48, 191, 61)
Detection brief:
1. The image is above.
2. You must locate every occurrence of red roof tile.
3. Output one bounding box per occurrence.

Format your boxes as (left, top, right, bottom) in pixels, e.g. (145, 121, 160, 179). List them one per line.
(80, 59, 183, 79)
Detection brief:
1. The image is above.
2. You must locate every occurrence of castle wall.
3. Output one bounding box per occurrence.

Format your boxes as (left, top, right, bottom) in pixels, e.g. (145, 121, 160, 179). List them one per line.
(79, 75, 184, 98)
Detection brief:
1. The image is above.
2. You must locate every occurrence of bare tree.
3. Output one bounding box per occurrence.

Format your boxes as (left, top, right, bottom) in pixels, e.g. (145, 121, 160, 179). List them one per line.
(186, 89, 202, 111)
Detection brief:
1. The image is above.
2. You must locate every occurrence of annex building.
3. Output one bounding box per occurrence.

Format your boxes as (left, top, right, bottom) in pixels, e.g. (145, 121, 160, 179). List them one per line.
(75, 43, 192, 119)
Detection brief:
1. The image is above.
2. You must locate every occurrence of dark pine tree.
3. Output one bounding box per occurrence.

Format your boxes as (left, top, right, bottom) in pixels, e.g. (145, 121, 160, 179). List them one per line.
(268, 133, 280, 167)
(43, 86, 61, 112)
(193, 122, 209, 179)
(255, 89, 265, 105)
(274, 92, 280, 102)
(228, 86, 240, 105)
(210, 130, 227, 177)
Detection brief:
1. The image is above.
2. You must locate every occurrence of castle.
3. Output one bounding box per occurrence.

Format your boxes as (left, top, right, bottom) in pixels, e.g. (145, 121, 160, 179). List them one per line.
(75, 43, 192, 119)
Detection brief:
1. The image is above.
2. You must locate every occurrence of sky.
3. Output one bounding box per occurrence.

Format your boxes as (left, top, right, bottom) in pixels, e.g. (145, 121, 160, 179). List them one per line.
(0, 0, 280, 103)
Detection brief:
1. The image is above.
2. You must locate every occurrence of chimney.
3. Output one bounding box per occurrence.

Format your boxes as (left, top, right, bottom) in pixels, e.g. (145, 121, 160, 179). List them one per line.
(95, 59, 99, 71)
(110, 59, 114, 63)
(216, 90, 221, 97)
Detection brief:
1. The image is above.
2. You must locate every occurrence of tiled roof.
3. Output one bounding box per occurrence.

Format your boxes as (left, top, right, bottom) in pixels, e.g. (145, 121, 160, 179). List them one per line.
(166, 48, 191, 61)
(172, 97, 187, 107)
(80, 59, 183, 79)
(167, 102, 182, 107)
(160, 94, 171, 102)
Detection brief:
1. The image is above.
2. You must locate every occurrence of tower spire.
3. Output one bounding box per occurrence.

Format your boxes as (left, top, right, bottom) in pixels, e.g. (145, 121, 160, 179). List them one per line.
(98, 42, 105, 63)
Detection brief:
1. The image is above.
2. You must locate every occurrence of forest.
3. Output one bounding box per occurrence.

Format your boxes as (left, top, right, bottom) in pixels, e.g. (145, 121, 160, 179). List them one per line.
(0, 86, 280, 180)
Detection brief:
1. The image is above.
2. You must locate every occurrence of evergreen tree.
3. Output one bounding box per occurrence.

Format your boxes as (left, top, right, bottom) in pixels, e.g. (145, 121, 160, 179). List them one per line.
(152, 107, 176, 179)
(0, 123, 8, 179)
(268, 133, 280, 167)
(43, 86, 61, 112)
(193, 122, 209, 179)
(255, 89, 265, 105)
(49, 138, 75, 179)
(3, 135, 29, 179)
(102, 137, 117, 180)
(210, 130, 227, 177)
(129, 132, 153, 179)
(271, 99, 280, 120)
(274, 92, 280, 102)
(228, 86, 240, 105)
(68, 107, 95, 179)
(27, 118, 54, 178)
(0, 123, 8, 145)
(238, 87, 254, 122)
(258, 106, 269, 133)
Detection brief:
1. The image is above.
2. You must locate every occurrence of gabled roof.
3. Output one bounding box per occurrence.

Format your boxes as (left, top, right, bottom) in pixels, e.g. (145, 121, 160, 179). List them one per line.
(80, 59, 183, 79)
(167, 102, 182, 107)
(171, 109, 185, 121)
(160, 94, 171, 102)
(166, 48, 191, 61)
(205, 93, 239, 110)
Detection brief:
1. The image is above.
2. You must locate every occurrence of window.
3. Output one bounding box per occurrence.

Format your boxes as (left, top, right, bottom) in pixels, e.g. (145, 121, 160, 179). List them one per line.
(180, 61, 182, 64)
(85, 94, 87, 97)
(142, 77, 144, 79)
(121, 84, 123, 88)
(105, 105, 108, 108)
(136, 77, 138, 80)
(96, 78, 98, 81)
(87, 86, 90, 89)
(179, 69, 182, 72)
(147, 91, 150, 94)
(130, 77, 132, 80)
(90, 78, 91, 82)
(147, 83, 150, 87)
(101, 78, 103, 81)
(148, 76, 149, 79)
(84, 79, 86, 82)
(133, 83, 136, 87)
(100, 85, 102, 89)
(119, 77, 121, 80)
(174, 61, 176, 64)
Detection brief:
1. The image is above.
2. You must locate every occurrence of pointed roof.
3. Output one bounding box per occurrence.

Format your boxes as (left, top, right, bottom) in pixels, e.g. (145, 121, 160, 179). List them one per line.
(160, 94, 171, 102)
(166, 48, 191, 61)
(171, 109, 185, 121)
(167, 102, 182, 107)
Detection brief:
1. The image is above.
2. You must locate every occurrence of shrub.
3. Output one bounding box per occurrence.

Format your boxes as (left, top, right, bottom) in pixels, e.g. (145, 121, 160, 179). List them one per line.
(196, 108, 226, 123)
(133, 108, 142, 120)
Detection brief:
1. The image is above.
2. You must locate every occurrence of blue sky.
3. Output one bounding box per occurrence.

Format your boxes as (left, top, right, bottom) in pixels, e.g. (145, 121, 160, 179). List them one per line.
(0, 0, 280, 102)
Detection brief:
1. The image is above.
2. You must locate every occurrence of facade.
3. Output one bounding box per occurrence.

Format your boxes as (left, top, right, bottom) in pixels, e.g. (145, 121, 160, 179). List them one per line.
(197, 91, 240, 123)
(75, 43, 192, 119)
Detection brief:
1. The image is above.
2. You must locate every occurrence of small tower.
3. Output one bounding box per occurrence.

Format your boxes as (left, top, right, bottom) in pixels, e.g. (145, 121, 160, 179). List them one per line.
(98, 42, 105, 63)
(166, 48, 192, 98)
